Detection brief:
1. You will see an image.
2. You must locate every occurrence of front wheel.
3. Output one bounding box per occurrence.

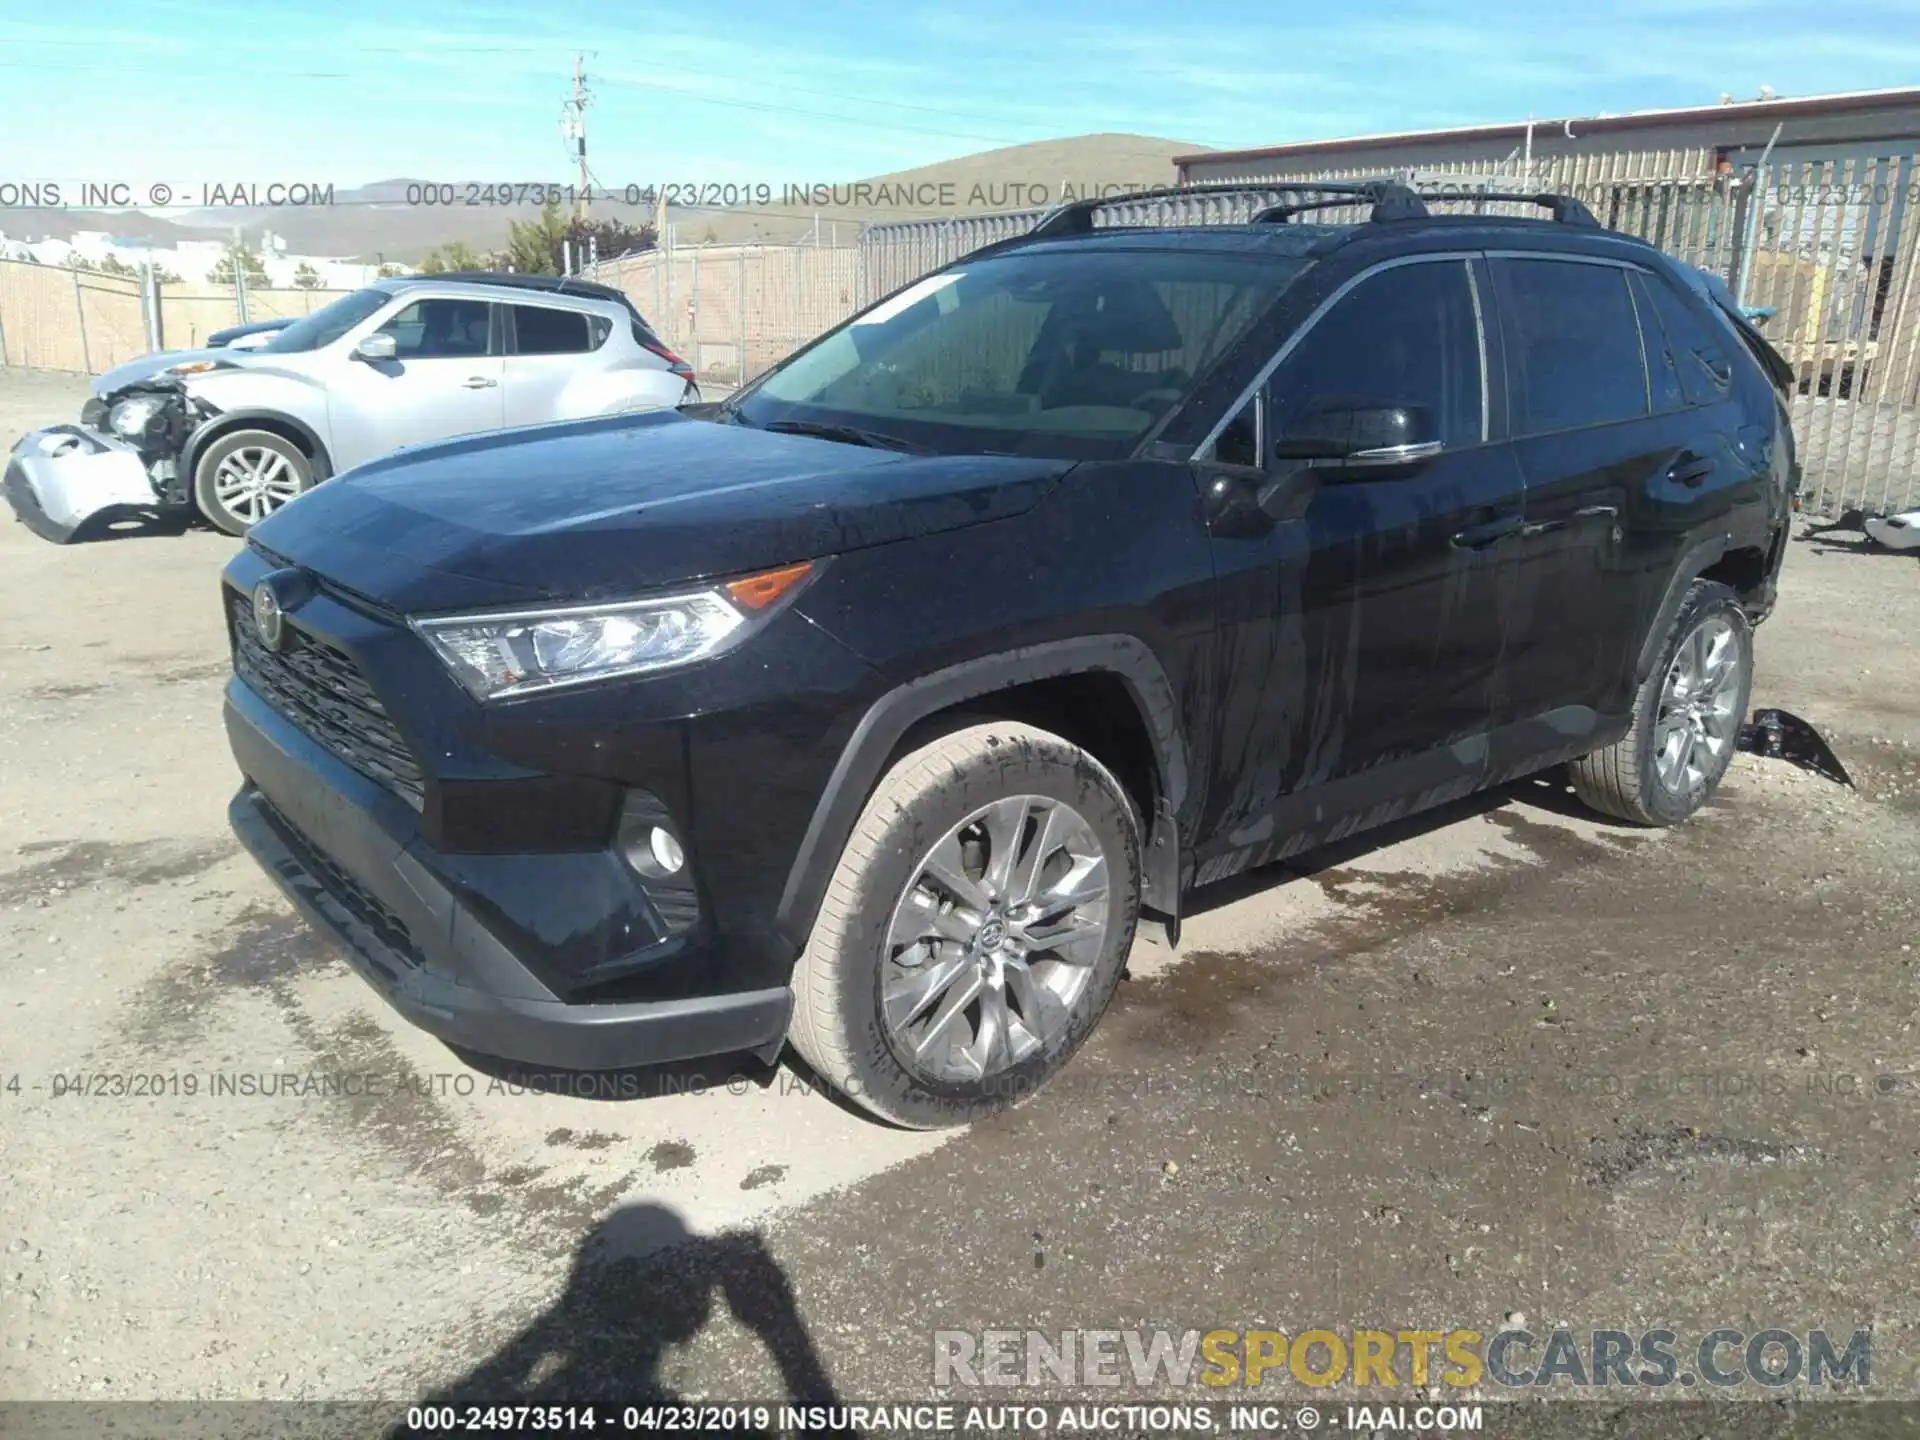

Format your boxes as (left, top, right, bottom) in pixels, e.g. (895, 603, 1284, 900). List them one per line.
(192, 429, 313, 536)
(788, 721, 1141, 1128)
(1569, 579, 1753, 825)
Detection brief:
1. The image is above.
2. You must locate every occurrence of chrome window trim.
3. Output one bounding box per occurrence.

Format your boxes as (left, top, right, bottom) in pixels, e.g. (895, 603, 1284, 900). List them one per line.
(1195, 251, 1484, 459)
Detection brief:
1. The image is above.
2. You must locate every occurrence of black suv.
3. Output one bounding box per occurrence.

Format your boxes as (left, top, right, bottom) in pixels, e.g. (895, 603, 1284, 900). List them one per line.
(221, 183, 1796, 1127)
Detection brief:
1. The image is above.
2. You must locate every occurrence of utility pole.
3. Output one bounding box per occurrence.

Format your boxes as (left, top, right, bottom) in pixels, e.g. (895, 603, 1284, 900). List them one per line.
(562, 55, 592, 220)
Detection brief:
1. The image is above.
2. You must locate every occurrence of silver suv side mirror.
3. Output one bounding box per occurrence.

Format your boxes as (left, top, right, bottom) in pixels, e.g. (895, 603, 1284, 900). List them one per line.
(352, 332, 397, 362)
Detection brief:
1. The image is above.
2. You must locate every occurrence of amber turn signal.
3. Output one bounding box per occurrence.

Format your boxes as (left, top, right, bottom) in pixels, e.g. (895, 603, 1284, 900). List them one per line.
(725, 561, 814, 611)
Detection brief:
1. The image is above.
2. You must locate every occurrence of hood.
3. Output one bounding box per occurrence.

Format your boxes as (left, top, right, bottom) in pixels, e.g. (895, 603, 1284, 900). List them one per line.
(91, 347, 250, 398)
(247, 411, 1070, 612)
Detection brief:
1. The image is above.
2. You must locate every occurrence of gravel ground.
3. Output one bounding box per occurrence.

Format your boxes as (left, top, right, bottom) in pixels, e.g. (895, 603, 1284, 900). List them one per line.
(2, 369, 1918, 1426)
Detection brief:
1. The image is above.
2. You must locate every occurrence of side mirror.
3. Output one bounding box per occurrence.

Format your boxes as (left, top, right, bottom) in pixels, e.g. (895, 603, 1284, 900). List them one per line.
(352, 332, 397, 362)
(1272, 401, 1442, 473)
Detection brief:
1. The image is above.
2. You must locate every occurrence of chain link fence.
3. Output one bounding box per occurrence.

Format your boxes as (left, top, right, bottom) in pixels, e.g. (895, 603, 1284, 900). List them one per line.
(591, 242, 860, 389)
(0, 258, 353, 373)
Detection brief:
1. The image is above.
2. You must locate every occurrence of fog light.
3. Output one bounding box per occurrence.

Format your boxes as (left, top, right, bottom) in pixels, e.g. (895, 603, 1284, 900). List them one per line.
(625, 822, 685, 880)
(647, 826, 685, 875)
(616, 789, 699, 934)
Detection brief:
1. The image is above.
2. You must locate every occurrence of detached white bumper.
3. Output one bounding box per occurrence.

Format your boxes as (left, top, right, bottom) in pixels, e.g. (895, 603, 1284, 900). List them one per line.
(1864, 509, 1920, 552)
(3, 426, 162, 543)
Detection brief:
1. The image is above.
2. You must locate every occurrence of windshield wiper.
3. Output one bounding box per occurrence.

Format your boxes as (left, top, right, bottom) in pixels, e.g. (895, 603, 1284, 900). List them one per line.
(760, 419, 931, 454)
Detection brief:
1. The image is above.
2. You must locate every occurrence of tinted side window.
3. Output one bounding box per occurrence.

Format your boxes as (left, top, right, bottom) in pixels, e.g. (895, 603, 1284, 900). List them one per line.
(1269, 260, 1482, 448)
(1497, 259, 1646, 434)
(377, 299, 493, 359)
(512, 305, 593, 355)
(1631, 271, 1732, 408)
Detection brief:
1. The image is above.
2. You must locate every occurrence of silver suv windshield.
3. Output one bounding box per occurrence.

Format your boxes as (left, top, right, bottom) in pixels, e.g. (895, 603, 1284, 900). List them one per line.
(732, 248, 1307, 460)
(259, 287, 393, 354)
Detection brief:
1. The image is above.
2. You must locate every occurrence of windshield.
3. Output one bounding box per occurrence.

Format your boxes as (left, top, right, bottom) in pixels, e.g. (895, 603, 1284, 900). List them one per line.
(734, 248, 1306, 459)
(260, 287, 393, 354)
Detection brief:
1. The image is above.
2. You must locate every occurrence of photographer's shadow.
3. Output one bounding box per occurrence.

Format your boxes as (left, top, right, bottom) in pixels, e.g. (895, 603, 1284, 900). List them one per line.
(415, 1203, 844, 1433)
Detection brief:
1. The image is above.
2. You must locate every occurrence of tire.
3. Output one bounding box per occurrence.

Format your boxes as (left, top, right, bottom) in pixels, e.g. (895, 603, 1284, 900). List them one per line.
(1569, 579, 1753, 826)
(788, 720, 1142, 1129)
(192, 429, 314, 537)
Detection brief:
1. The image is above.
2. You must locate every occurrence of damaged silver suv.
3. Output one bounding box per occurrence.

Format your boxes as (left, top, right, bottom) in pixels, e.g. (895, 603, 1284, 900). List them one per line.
(5, 272, 695, 542)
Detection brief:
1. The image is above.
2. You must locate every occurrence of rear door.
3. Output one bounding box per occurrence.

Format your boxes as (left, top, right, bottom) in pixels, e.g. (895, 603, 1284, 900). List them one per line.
(1490, 253, 1694, 766)
(1193, 254, 1526, 873)
(325, 296, 504, 470)
(502, 302, 604, 427)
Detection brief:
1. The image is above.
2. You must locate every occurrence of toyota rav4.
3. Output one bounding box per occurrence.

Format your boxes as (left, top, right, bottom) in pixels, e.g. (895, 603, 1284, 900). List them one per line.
(218, 183, 1797, 1127)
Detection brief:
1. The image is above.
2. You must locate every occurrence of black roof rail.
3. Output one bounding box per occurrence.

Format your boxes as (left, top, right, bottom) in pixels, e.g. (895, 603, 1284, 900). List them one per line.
(1416, 191, 1600, 227)
(1023, 180, 1431, 239)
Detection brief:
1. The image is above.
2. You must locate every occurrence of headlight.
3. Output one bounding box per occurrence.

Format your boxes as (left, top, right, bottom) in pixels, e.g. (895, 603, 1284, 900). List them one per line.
(108, 394, 169, 442)
(414, 561, 815, 701)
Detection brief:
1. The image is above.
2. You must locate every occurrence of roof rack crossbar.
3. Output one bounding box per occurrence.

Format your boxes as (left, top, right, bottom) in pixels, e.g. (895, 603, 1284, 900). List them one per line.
(1417, 191, 1600, 227)
(1251, 186, 1430, 224)
(1023, 179, 1430, 239)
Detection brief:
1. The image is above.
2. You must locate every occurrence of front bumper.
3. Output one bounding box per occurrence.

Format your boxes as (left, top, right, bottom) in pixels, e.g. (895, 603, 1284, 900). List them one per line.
(224, 679, 793, 1071)
(4, 425, 166, 543)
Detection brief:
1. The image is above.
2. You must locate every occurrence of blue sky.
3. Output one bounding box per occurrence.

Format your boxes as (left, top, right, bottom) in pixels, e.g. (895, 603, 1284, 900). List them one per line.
(4, 0, 1920, 191)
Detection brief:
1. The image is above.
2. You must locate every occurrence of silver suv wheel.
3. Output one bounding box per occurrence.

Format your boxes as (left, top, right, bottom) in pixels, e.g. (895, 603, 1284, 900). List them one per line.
(211, 445, 304, 524)
(883, 794, 1110, 1083)
(192, 428, 315, 537)
(1653, 613, 1743, 797)
(1569, 579, 1753, 826)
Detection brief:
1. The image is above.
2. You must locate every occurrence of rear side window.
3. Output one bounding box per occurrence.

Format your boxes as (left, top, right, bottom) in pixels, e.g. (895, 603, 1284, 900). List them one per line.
(1496, 259, 1647, 434)
(511, 305, 594, 355)
(1631, 271, 1732, 408)
(1268, 258, 1483, 448)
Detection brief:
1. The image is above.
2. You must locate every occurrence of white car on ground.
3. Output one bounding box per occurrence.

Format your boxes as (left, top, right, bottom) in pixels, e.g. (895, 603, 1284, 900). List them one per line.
(5, 272, 698, 541)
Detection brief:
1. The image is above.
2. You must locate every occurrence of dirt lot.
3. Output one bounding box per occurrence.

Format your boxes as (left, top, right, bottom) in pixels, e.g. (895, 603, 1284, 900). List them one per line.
(3, 368, 1919, 1423)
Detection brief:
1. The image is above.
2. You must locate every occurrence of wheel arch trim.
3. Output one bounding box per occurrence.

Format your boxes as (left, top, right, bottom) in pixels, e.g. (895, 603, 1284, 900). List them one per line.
(773, 635, 1188, 949)
(1634, 535, 1732, 685)
(183, 409, 335, 484)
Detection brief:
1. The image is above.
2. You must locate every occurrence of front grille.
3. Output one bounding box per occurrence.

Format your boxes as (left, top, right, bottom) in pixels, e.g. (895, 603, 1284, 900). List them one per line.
(228, 590, 427, 807)
(256, 798, 424, 972)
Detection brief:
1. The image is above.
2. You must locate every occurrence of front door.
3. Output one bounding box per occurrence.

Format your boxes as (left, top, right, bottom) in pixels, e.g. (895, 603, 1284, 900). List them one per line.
(1193, 255, 1525, 881)
(327, 297, 504, 471)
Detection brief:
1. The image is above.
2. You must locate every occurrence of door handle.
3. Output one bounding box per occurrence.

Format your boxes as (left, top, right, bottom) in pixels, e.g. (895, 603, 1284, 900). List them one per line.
(1450, 514, 1525, 550)
(1668, 453, 1713, 487)
(462, 376, 499, 389)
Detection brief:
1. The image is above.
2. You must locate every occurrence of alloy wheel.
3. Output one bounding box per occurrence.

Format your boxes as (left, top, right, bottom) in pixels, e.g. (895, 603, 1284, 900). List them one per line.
(1654, 615, 1743, 795)
(212, 446, 302, 523)
(882, 794, 1111, 1084)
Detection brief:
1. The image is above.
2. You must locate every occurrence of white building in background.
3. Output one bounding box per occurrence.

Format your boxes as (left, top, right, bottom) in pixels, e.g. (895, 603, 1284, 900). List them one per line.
(0, 227, 406, 286)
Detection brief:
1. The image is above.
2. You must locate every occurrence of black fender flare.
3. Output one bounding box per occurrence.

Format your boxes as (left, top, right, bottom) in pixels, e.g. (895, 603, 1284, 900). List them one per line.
(182, 410, 335, 485)
(1634, 534, 1730, 685)
(773, 635, 1189, 948)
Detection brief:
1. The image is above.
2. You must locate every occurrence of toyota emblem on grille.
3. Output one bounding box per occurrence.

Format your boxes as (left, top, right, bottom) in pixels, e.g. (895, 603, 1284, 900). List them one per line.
(252, 580, 286, 651)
